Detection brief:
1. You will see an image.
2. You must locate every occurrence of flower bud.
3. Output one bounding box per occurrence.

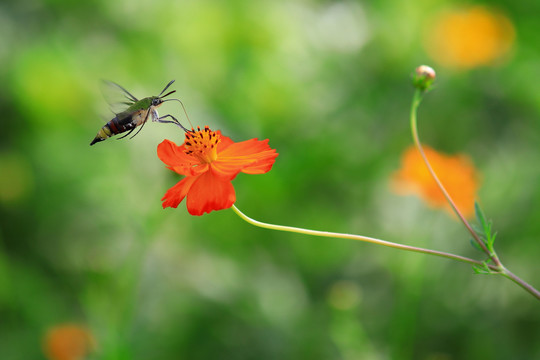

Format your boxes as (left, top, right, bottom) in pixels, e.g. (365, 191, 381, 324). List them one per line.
(412, 65, 436, 91)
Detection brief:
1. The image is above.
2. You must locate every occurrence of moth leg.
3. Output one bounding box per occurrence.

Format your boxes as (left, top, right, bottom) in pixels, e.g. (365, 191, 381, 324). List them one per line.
(117, 126, 137, 140)
(157, 114, 189, 132)
(129, 119, 147, 139)
(129, 108, 153, 139)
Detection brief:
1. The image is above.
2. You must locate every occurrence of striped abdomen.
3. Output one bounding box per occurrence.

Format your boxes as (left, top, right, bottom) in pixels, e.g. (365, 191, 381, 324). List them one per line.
(90, 110, 148, 146)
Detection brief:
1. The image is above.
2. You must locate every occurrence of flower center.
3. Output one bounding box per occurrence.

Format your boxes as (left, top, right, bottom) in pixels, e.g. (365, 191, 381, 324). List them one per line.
(184, 126, 221, 163)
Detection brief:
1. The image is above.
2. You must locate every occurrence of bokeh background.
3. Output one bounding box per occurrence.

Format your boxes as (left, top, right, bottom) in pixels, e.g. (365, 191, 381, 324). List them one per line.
(1, 0, 539, 359)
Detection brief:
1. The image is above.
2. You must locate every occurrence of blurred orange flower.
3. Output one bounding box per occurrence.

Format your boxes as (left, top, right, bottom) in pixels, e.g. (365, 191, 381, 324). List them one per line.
(159, 126, 278, 215)
(392, 146, 480, 218)
(43, 324, 95, 360)
(423, 6, 515, 69)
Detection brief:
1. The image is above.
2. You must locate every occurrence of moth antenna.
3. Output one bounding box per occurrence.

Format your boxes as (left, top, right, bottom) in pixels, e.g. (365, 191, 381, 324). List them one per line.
(161, 90, 176, 99)
(159, 80, 175, 96)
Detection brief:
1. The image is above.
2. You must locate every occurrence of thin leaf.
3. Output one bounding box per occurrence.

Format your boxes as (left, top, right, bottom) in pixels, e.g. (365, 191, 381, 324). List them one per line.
(473, 265, 490, 275)
(471, 223, 484, 236)
(475, 202, 488, 232)
(489, 232, 498, 247)
(470, 238, 484, 252)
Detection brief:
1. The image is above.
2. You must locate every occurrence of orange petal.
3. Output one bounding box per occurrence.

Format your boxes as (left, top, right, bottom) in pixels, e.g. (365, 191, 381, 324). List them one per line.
(219, 138, 272, 158)
(43, 324, 95, 360)
(161, 176, 197, 209)
(186, 171, 236, 215)
(216, 131, 235, 152)
(392, 146, 480, 218)
(242, 149, 279, 174)
(423, 6, 515, 69)
(210, 160, 248, 181)
(188, 163, 210, 177)
(213, 138, 278, 177)
(157, 140, 196, 176)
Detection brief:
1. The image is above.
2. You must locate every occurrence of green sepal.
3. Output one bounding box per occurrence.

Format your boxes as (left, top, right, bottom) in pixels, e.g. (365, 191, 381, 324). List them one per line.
(412, 66, 436, 92)
(472, 260, 497, 275)
(472, 264, 491, 275)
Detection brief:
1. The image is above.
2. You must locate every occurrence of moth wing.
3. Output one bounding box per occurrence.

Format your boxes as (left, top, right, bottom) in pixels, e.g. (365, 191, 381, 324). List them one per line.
(101, 80, 139, 115)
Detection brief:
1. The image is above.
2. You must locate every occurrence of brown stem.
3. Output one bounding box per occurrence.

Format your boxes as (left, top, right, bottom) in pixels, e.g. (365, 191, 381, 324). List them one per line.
(501, 267, 540, 300)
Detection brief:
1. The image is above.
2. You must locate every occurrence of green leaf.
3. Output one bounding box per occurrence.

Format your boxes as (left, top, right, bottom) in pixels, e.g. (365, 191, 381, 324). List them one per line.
(472, 264, 491, 275)
(474, 202, 497, 250)
(471, 223, 484, 236)
(469, 238, 484, 252)
(472, 260, 498, 275)
(489, 232, 498, 247)
(475, 202, 487, 231)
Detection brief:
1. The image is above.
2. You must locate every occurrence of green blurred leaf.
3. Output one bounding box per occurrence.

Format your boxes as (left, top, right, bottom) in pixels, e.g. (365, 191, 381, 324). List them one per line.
(474, 202, 498, 252)
(472, 264, 491, 275)
(469, 238, 484, 252)
(474, 202, 488, 232)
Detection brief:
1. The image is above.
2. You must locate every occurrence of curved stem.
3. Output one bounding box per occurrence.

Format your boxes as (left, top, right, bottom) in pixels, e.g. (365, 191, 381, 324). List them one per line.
(410, 89, 540, 301)
(409, 90, 501, 266)
(232, 205, 540, 300)
(231, 205, 497, 270)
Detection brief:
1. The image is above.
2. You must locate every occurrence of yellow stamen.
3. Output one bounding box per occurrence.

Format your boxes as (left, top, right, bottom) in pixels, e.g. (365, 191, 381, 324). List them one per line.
(184, 126, 220, 163)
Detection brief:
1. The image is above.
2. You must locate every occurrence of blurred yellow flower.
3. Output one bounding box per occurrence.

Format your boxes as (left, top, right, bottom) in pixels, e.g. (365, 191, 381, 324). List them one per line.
(43, 324, 95, 360)
(423, 6, 515, 69)
(392, 146, 480, 218)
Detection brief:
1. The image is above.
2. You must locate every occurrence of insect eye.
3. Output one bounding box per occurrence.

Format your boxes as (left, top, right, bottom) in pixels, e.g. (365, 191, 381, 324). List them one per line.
(152, 99, 160, 106)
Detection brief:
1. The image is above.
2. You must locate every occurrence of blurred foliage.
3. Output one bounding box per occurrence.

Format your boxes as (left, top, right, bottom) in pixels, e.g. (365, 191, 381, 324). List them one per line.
(0, 0, 539, 359)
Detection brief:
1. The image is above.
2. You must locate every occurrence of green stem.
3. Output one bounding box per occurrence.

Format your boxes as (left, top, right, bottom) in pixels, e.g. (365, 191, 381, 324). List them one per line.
(410, 89, 540, 301)
(409, 89, 501, 266)
(231, 205, 497, 269)
(232, 205, 540, 301)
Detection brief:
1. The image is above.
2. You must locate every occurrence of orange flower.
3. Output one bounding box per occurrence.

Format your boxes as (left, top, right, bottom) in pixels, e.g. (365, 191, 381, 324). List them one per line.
(43, 324, 95, 360)
(392, 146, 480, 218)
(423, 6, 515, 69)
(158, 126, 278, 215)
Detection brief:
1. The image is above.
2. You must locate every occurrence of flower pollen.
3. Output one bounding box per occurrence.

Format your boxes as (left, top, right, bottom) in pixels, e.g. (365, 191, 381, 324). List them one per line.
(184, 126, 220, 164)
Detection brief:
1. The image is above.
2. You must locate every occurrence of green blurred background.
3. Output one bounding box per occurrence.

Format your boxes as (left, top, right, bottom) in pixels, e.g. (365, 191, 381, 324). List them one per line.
(1, 0, 539, 359)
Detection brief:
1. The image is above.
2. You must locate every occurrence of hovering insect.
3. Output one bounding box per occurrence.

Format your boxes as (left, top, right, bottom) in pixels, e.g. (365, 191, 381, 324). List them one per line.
(90, 80, 190, 146)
